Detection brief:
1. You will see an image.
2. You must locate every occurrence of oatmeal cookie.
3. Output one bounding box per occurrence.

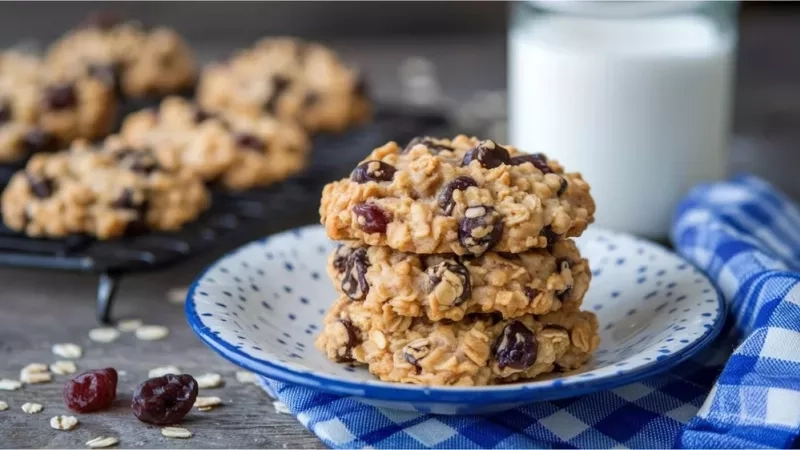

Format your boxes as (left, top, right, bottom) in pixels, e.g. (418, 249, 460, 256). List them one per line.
(0, 51, 116, 159)
(1, 140, 210, 239)
(197, 37, 371, 134)
(46, 15, 196, 99)
(316, 297, 600, 386)
(327, 239, 589, 321)
(119, 96, 310, 190)
(320, 136, 595, 255)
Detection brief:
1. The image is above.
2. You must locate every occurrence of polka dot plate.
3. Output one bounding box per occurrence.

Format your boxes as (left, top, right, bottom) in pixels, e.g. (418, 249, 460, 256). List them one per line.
(186, 225, 725, 414)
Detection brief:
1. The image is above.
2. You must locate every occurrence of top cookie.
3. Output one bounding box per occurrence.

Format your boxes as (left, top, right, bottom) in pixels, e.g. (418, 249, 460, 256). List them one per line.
(320, 136, 595, 255)
(197, 37, 371, 134)
(47, 15, 196, 99)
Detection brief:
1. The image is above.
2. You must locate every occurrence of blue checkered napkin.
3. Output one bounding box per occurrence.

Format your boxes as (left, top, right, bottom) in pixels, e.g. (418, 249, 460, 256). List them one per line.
(259, 174, 800, 449)
(672, 175, 800, 449)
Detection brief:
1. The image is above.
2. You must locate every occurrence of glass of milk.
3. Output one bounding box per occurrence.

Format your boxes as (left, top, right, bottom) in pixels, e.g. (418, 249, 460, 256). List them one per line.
(508, 1, 738, 240)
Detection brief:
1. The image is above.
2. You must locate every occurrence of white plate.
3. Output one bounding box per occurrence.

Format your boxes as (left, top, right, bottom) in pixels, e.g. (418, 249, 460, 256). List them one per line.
(187, 225, 724, 414)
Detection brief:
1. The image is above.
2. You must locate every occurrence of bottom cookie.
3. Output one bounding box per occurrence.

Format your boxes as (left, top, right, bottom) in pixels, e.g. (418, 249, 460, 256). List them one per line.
(316, 297, 600, 386)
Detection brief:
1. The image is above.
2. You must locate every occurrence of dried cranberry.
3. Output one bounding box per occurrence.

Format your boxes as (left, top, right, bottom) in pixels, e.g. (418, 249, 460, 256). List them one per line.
(461, 140, 510, 169)
(0, 100, 11, 124)
(352, 202, 390, 234)
(426, 260, 471, 306)
(332, 245, 353, 273)
(458, 205, 503, 255)
(235, 133, 265, 152)
(403, 339, 431, 371)
(23, 129, 58, 154)
(350, 161, 396, 184)
(403, 136, 453, 154)
(540, 225, 560, 247)
(523, 286, 540, 302)
(131, 374, 198, 425)
(44, 84, 78, 110)
(557, 177, 568, 196)
(341, 247, 369, 301)
(493, 321, 538, 370)
(264, 75, 291, 115)
(438, 176, 477, 214)
(63, 368, 118, 413)
(334, 319, 361, 362)
(510, 153, 553, 174)
(25, 173, 53, 198)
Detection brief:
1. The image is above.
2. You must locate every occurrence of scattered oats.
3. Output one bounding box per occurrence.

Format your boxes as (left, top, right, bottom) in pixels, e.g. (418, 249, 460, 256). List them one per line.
(50, 415, 78, 431)
(86, 436, 119, 448)
(0, 401, 7, 411)
(52, 343, 82, 359)
(50, 361, 77, 376)
(273, 401, 290, 415)
(20, 363, 52, 384)
(235, 371, 258, 384)
(117, 370, 127, 377)
(195, 373, 223, 389)
(117, 319, 143, 332)
(0, 379, 22, 391)
(197, 406, 213, 412)
(88, 327, 120, 343)
(161, 427, 192, 438)
(135, 325, 169, 341)
(194, 396, 222, 409)
(21, 402, 43, 414)
(167, 286, 189, 304)
(148, 366, 181, 378)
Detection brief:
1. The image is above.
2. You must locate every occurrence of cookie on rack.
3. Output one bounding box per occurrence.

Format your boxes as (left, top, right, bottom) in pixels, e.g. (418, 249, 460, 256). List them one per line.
(316, 297, 600, 386)
(119, 96, 311, 190)
(46, 13, 196, 99)
(320, 135, 595, 255)
(197, 37, 371, 134)
(0, 51, 116, 161)
(327, 239, 590, 322)
(1, 139, 210, 239)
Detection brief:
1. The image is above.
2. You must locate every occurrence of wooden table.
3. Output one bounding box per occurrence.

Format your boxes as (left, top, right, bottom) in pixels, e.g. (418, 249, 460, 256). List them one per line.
(2, 14, 799, 447)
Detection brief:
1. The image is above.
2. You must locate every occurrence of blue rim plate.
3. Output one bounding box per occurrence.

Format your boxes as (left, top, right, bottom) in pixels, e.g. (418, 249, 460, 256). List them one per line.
(186, 225, 725, 411)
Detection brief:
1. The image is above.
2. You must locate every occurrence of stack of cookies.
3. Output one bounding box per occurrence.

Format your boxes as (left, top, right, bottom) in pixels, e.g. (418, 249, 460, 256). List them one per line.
(315, 135, 601, 386)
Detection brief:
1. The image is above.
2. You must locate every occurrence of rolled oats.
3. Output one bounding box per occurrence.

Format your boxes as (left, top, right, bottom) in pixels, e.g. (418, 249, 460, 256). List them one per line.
(52, 343, 82, 359)
(161, 427, 192, 438)
(50, 415, 79, 431)
(21, 402, 43, 414)
(0, 401, 8, 411)
(86, 436, 119, 448)
(20, 363, 51, 384)
(193, 396, 222, 409)
(273, 401, 291, 415)
(195, 373, 224, 389)
(88, 327, 120, 343)
(148, 366, 181, 378)
(50, 361, 77, 376)
(117, 318, 143, 332)
(235, 371, 258, 384)
(0, 379, 22, 391)
(166, 286, 189, 305)
(135, 325, 169, 341)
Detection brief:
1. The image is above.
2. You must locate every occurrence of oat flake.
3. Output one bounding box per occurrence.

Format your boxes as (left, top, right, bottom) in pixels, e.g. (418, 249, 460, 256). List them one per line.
(167, 286, 189, 304)
(21, 402, 43, 414)
(273, 401, 290, 415)
(50, 415, 78, 431)
(194, 396, 222, 408)
(235, 371, 258, 384)
(88, 327, 120, 343)
(197, 406, 213, 412)
(20, 371, 51, 384)
(195, 373, 223, 389)
(161, 427, 192, 438)
(0, 379, 22, 391)
(50, 361, 77, 376)
(52, 343, 83, 359)
(117, 319, 143, 332)
(0, 401, 8, 411)
(135, 325, 169, 341)
(148, 366, 181, 378)
(86, 436, 119, 448)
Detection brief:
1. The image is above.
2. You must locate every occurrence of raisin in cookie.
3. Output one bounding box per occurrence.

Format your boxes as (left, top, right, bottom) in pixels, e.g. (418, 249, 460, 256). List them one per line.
(327, 239, 589, 322)
(1, 140, 210, 239)
(119, 96, 310, 190)
(47, 16, 196, 99)
(197, 37, 371, 134)
(0, 51, 116, 159)
(317, 297, 600, 386)
(320, 136, 595, 255)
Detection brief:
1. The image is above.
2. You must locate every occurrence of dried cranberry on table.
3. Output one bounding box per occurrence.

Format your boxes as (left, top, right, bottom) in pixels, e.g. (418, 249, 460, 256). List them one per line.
(131, 374, 198, 425)
(63, 368, 118, 413)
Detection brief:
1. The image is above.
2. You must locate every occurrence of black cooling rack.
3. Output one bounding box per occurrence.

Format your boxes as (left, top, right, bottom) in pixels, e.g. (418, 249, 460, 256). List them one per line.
(0, 106, 449, 323)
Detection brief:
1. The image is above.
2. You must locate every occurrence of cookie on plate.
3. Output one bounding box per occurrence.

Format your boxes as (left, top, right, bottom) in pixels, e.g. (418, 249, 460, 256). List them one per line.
(327, 239, 590, 322)
(47, 14, 196, 99)
(197, 37, 371, 134)
(316, 297, 600, 386)
(0, 51, 116, 161)
(1, 139, 210, 239)
(119, 96, 311, 190)
(320, 135, 595, 255)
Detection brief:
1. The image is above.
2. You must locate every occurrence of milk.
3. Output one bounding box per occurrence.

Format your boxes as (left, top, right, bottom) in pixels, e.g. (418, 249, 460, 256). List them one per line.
(509, 6, 735, 239)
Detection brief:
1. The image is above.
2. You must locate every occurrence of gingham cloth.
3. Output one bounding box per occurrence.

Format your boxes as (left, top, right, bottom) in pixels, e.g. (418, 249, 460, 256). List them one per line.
(261, 175, 800, 449)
